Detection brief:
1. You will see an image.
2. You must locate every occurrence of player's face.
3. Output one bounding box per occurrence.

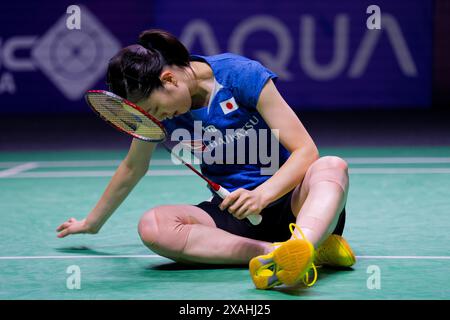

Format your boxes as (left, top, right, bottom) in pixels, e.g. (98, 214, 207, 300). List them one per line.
(138, 74, 192, 121)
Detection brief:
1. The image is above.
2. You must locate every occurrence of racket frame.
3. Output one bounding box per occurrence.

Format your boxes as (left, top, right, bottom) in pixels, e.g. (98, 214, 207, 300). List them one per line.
(85, 90, 167, 143)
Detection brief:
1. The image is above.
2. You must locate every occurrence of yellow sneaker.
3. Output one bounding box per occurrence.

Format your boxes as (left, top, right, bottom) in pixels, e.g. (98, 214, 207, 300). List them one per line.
(249, 223, 317, 289)
(314, 234, 356, 267)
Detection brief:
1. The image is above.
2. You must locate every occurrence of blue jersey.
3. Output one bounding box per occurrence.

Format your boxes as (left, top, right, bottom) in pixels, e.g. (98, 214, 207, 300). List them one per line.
(162, 53, 291, 192)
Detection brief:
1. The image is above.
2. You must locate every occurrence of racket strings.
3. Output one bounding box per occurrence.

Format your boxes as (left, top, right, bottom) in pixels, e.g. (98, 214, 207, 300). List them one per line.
(87, 93, 166, 142)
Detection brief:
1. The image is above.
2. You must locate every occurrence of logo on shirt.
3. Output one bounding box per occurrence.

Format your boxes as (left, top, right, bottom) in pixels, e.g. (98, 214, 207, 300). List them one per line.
(219, 97, 239, 115)
(169, 118, 280, 175)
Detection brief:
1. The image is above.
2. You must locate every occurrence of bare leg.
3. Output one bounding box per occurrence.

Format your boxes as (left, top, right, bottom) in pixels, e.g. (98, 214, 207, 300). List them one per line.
(138, 204, 271, 265)
(290, 156, 349, 247)
(138, 156, 348, 264)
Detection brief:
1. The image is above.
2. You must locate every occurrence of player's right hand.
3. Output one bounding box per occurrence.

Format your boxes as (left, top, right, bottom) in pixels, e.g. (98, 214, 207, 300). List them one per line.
(56, 218, 97, 238)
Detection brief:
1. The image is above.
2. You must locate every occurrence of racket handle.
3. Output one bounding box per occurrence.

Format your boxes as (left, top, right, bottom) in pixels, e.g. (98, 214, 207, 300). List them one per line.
(214, 185, 262, 226)
(247, 214, 263, 225)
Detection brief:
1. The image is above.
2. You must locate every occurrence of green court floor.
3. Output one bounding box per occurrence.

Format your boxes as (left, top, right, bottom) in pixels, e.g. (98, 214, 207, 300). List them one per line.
(1, 146, 450, 299)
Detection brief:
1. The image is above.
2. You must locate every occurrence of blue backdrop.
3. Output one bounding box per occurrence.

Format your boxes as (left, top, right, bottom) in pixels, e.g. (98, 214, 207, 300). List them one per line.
(0, 0, 433, 114)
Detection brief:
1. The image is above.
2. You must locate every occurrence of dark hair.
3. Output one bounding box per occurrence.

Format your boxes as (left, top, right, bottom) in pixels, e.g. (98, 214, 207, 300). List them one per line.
(106, 29, 190, 102)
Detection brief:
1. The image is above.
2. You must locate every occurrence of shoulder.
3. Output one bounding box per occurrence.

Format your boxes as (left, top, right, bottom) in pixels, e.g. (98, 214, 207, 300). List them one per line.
(191, 53, 277, 107)
(192, 52, 250, 62)
(204, 53, 275, 84)
(192, 52, 263, 70)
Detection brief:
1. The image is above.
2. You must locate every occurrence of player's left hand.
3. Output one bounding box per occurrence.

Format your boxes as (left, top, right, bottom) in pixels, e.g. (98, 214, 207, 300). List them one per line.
(219, 188, 267, 220)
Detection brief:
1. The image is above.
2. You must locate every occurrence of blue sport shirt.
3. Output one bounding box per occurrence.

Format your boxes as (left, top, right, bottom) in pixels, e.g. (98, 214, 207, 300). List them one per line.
(162, 53, 291, 192)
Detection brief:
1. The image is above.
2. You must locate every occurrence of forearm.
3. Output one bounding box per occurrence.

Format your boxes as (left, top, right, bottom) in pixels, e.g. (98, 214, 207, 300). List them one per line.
(85, 162, 146, 232)
(256, 147, 319, 207)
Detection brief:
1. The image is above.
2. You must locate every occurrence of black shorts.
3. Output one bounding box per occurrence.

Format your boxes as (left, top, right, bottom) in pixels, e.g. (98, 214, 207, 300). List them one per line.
(194, 190, 346, 243)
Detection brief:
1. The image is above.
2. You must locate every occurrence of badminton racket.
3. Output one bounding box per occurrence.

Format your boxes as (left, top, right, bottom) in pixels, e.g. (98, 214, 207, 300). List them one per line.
(85, 90, 262, 225)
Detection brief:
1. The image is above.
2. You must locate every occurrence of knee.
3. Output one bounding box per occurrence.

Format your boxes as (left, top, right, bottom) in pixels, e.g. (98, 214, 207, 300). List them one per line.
(314, 156, 348, 173)
(138, 206, 193, 257)
(307, 156, 349, 191)
(138, 208, 161, 247)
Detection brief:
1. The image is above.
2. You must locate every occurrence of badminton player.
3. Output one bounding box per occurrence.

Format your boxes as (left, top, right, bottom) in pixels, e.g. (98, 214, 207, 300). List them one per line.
(56, 29, 355, 289)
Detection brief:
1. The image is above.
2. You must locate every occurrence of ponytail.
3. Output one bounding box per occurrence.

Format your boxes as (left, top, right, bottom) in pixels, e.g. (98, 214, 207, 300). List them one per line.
(138, 29, 190, 67)
(106, 29, 190, 102)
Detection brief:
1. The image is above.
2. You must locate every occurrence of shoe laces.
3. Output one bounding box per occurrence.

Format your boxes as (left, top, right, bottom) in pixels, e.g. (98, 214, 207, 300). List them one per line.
(272, 223, 317, 287)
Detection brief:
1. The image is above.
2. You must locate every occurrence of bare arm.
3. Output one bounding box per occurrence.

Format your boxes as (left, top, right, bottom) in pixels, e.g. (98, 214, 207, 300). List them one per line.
(56, 139, 156, 237)
(254, 79, 319, 205)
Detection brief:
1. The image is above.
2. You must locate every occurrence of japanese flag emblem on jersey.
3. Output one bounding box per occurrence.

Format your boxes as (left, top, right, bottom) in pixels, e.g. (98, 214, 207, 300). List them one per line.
(219, 97, 239, 115)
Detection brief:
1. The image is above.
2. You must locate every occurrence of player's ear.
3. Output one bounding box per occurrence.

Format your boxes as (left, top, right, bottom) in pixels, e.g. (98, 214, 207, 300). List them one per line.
(160, 70, 177, 86)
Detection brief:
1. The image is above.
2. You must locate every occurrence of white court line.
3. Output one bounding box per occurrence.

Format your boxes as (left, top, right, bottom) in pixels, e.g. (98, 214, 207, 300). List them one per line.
(2, 168, 450, 179)
(350, 168, 450, 174)
(0, 255, 164, 260)
(0, 162, 39, 178)
(1, 255, 450, 261)
(0, 159, 174, 168)
(357, 255, 450, 260)
(1, 157, 450, 169)
(346, 157, 450, 164)
(0, 170, 195, 178)
(0, 157, 450, 179)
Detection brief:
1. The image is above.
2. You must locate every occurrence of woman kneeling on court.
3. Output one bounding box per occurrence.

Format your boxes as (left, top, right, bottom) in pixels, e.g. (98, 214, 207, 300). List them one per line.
(56, 29, 356, 289)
